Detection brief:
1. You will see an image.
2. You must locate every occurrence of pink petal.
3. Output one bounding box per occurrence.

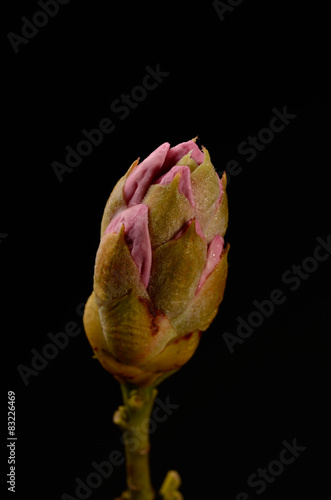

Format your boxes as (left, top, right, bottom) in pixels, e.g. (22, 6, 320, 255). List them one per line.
(163, 140, 204, 170)
(154, 165, 195, 207)
(124, 142, 170, 206)
(196, 235, 224, 293)
(104, 204, 151, 288)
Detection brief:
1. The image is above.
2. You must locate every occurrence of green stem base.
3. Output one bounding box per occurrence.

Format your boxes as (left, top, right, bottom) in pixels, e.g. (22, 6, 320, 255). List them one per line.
(113, 384, 183, 500)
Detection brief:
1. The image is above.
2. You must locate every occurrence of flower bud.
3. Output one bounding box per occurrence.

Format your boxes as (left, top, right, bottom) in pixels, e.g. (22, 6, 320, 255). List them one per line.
(83, 139, 229, 387)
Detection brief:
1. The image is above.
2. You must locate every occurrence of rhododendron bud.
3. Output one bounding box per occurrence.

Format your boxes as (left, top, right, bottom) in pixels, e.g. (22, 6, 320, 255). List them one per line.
(83, 139, 229, 387)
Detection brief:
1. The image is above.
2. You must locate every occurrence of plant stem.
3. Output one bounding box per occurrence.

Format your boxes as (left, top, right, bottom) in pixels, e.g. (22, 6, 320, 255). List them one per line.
(114, 383, 157, 500)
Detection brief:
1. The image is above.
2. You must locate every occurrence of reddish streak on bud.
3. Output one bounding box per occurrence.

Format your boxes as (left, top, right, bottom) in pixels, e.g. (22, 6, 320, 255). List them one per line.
(173, 218, 205, 241)
(196, 235, 224, 293)
(173, 332, 194, 344)
(138, 297, 163, 336)
(215, 175, 223, 210)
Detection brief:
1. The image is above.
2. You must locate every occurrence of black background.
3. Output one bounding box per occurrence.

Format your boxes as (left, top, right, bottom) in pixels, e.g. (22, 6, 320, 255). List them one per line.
(2, 1, 331, 499)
